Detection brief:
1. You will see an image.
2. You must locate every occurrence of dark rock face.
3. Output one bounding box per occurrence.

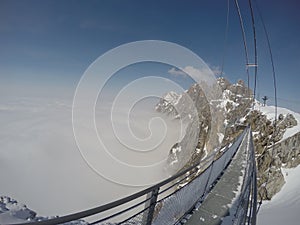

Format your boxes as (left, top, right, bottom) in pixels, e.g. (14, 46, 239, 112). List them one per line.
(157, 77, 300, 200)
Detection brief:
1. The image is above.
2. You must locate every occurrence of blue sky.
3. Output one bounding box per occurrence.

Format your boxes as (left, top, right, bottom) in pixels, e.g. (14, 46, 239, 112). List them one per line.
(1, 0, 300, 111)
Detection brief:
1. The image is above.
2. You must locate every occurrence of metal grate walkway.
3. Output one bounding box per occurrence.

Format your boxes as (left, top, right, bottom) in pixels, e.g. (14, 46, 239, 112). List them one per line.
(185, 130, 253, 225)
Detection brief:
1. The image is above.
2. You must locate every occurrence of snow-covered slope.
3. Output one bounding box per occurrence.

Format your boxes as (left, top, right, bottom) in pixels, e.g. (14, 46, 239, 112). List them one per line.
(257, 165, 300, 225)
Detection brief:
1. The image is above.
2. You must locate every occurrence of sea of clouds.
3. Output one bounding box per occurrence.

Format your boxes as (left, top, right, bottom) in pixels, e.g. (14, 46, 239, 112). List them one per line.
(0, 87, 184, 217)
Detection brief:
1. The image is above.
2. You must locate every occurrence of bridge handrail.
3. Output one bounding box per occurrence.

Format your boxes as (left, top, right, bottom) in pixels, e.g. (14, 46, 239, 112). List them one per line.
(5, 128, 249, 225)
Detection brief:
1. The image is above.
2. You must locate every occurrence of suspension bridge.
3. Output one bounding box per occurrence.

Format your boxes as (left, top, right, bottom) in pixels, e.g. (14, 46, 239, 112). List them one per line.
(5, 0, 281, 223)
(5, 127, 257, 225)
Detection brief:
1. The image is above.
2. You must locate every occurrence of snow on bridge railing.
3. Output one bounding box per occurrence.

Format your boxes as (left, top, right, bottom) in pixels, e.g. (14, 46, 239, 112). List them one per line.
(5, 128, 255, 225)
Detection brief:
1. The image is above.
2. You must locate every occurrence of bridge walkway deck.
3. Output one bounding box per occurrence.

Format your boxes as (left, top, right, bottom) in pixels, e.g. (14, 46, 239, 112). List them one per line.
(185, 130, 250, 225)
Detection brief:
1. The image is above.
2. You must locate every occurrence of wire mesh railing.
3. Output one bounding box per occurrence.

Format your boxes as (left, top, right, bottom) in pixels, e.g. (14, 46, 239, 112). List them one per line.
(5, 128, 256, 225)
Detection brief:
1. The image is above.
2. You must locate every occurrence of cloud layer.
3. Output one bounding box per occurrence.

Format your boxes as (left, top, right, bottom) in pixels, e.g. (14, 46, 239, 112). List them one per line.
(0, 93, 182, 217)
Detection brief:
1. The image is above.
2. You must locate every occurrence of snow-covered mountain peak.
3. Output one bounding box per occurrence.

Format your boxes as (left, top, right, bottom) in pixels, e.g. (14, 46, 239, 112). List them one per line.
(162, 91, 182, 106)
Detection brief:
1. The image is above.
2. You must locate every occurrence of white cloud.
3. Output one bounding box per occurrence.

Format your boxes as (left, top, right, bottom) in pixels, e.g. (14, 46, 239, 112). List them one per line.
(168, 65, 223, 81)
(168, 66, 214, 82)
(210, 65, 223, 76)
(182, 66, 208, 79)
(167, 67, 187, 77)
(168, 66, 213, 79)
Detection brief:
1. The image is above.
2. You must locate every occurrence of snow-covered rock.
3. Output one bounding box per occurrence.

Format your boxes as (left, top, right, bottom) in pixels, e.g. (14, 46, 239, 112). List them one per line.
(155, 91, 182, 117)
(0, 196, 88, 225)
(0, 196, 36, 224)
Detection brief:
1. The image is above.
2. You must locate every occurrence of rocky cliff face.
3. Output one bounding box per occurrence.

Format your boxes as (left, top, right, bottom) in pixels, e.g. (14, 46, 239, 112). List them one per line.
(156, 82, 226, 173)
(156, 84, 211, 172)
(242, 105, 300, 199)
(253, 115, 300, 200)
(157, 77, 300, 200)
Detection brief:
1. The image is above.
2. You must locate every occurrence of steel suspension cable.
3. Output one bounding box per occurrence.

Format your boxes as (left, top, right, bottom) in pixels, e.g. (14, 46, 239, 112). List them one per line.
(220, 0, 230, 77)
(234, 0, 251, 96)
(254, 1, 277, 123)
(248, 0, 258, 102)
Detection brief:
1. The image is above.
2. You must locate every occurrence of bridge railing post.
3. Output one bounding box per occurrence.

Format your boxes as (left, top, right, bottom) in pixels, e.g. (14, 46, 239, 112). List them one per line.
(144, 187, 159, 225)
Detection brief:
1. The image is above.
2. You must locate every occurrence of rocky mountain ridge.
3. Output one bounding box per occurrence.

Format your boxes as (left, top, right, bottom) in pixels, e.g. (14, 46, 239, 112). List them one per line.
(157, 77, 300, 200)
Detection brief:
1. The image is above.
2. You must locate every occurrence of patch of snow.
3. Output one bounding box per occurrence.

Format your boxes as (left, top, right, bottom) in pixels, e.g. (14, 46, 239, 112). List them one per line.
(171, 145, 182, 154)
(239, 116, 246, 124)
(204, 126, 208, 132)
(216, 93, 239, 113)
(224, 119, 229, 126)
(217, 133, 224, 144)
(219, 146, 227, 153)
(195, 148, 201, 154)
(163, 91, 182, 106)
